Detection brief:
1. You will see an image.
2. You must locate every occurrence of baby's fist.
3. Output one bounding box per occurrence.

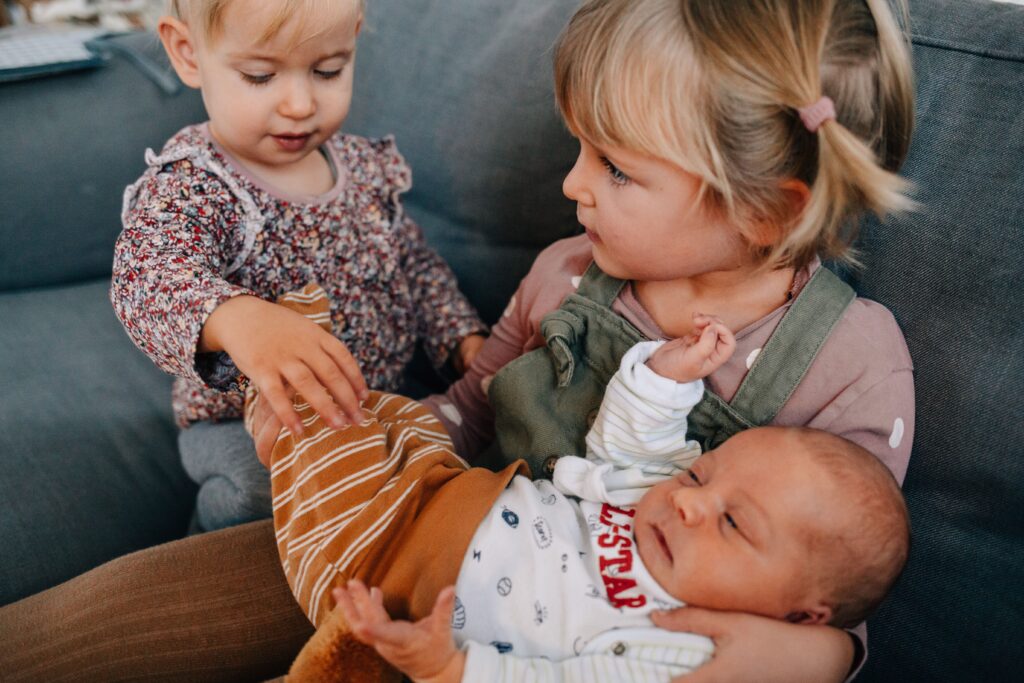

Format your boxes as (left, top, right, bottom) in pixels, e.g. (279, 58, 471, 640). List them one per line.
(647, 314, 736, 383)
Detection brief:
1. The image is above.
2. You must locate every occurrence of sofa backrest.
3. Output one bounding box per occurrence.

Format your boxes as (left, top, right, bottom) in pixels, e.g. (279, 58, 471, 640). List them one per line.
(849, 0, 1024, 679)
(0, 32, 207, 292)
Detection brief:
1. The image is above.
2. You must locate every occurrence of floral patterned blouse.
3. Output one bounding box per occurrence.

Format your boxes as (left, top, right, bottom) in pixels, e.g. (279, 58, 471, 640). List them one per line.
(112, 123, 485, 428)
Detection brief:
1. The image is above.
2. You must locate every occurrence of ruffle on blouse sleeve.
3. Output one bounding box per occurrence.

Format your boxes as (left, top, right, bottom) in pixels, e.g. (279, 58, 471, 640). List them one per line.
(366, 134, 413, 198)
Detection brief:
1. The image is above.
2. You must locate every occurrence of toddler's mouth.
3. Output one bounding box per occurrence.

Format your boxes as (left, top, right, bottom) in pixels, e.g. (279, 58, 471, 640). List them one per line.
(273, 133, 313, 152)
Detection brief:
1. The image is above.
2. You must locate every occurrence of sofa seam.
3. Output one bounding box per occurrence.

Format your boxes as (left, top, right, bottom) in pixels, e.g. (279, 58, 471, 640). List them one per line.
(911, 34, 1024, 63)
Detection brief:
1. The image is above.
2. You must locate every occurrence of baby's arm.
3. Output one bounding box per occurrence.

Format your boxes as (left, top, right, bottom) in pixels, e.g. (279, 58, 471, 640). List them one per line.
(553, 316, 734, 504)
(334, 582, 707, 683)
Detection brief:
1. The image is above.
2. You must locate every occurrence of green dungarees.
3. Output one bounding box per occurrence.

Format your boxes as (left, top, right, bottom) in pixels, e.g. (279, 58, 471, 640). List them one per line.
(487, 262, 855, 477)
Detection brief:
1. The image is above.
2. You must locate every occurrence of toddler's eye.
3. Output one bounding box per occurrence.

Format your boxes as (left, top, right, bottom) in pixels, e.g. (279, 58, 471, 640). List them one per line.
(599, 157, 630, 186)
(314, 68, 343, 80)
(687, 470, 702, 486)
(240, 72, 273, 85)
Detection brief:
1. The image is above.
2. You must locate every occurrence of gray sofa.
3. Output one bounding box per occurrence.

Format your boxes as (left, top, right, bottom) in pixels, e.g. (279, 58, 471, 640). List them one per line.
(1, 0, 1021, 680)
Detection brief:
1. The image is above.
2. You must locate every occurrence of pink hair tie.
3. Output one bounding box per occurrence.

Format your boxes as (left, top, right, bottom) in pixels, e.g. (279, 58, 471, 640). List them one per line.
(797, 96, 835, 133)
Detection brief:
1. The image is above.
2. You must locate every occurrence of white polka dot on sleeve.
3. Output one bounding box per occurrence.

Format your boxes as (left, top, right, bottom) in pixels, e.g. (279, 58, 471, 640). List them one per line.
(503, 295, 516, 318)
(745, 348, 761, 369)
(889, 417, 905, 449)
(440, 402, 464, 426)
(571, 275, 581, 289)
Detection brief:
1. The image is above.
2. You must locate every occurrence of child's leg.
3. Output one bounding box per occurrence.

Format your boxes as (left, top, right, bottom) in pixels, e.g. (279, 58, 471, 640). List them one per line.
(180, 419, 272, 532)
(0, 520, 311, 682)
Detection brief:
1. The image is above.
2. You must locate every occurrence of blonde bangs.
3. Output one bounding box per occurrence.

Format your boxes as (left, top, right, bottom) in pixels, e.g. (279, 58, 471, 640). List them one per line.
(174, 0, 363, 47)
(554, 0, 733, 213)
(253, 0, 363, 50)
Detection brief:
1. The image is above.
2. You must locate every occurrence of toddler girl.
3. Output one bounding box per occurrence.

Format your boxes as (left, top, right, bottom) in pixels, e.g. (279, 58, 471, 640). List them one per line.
(111, 0, 486, 531)
(417, 0, 919, 679)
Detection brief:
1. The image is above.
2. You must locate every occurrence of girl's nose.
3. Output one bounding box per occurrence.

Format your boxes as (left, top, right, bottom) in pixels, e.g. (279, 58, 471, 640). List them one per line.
(670, 487, 705, 527)
(279, 78, 316, 120)
(562, 153, 595, 207)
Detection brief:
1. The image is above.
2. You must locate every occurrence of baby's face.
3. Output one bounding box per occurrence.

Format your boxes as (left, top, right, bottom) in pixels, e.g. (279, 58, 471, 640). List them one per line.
(634, 429, 837, 620)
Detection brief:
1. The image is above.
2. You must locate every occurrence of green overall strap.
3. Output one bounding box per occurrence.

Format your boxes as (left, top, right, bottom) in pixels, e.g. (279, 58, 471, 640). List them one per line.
(539, 262, 637, 388)
(730, 266, 856, 425)
(574, 260, 627, 306)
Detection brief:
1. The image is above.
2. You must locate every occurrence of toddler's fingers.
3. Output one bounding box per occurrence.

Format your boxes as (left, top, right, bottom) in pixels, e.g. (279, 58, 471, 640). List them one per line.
(260, 376, 306, 437)
(309, 353, 364, 425)
(322, 338, 369, 402)
(282, 363, 349, 430)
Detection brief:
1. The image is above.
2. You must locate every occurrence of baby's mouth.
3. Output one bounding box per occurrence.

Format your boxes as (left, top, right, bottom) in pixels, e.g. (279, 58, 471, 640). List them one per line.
(654, 525, 673, 562)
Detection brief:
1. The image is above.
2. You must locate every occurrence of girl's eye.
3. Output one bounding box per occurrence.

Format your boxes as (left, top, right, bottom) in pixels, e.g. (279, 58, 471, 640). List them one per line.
(687, 470, 702, 486)
(599, 157, 630, 186)
(240, 72, 273, 86)
(314, 68, 343, 80)
(723, 512, 739, 530)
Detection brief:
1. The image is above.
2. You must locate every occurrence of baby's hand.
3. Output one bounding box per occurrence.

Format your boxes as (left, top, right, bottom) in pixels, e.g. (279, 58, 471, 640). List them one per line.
(453, 333, 486, 376)
(200, 295, 368, 437)
(646, 314, 736, 383)
(332, 581, 466, 683)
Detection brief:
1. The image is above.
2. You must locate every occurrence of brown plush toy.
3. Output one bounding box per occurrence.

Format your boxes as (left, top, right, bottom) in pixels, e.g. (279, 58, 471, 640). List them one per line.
(285, 608, 401, 683)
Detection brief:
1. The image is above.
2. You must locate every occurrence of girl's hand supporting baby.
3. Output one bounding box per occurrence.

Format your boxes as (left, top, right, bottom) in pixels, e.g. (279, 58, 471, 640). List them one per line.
(653, 607, 853, 683)
(200, 295, 368, 437)
(453, 334, 486, 376)
(646, 313, 736, 383)
(333, 581, 466, 683)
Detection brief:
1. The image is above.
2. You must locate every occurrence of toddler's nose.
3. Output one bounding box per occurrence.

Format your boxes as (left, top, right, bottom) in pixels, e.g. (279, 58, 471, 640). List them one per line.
(562, 154, 595, 207)
(280, 79, 316, 120)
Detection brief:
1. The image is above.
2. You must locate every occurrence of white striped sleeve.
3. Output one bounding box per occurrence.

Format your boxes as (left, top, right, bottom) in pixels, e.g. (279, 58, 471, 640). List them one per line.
(554, 341, 703, 504)
(462, 634, 710, 682)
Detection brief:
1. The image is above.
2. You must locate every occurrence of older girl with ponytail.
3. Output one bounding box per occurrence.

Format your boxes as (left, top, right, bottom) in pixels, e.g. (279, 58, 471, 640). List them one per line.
(415, 0, 920, 679)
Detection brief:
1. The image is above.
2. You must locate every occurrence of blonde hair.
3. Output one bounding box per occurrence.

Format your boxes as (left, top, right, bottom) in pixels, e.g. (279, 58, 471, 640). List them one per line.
(169, 0, 364, 46)
(554, 0, 916, 270)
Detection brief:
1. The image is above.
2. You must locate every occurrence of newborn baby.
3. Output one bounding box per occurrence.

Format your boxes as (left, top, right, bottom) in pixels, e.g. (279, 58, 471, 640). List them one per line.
(253, 292, 909, 682)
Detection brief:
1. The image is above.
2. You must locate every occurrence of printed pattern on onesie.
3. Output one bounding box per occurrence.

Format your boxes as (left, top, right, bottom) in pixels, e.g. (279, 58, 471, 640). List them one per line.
(452, 476, 682, 659)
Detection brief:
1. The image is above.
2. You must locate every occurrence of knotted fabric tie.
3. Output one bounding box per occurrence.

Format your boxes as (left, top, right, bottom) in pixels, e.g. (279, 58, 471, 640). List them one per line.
(797, 96, 836, 133)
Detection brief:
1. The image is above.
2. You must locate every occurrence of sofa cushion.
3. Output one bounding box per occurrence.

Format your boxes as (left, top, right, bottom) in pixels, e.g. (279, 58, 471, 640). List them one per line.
(0, 279, 189, 604)
(0, 32, 207, 293)
(343, 0, 581, 322)
(851, 0, 1024, 679)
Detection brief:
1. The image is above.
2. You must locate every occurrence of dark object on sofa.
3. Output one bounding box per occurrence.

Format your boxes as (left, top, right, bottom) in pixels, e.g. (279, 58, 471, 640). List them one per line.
(0, 0, 1021, 680)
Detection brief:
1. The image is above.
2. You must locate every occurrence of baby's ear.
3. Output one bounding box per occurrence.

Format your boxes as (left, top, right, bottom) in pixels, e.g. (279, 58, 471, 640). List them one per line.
(158, 16, 202, 89)
(785, 601, 833, 626)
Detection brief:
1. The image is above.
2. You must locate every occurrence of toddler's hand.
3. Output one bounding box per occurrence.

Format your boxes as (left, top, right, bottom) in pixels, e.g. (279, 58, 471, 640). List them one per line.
(453, 334, 486, 375)
(647, 313, 736, 383)
(333, 581, 465, 683)
(200, 295, 368, 437)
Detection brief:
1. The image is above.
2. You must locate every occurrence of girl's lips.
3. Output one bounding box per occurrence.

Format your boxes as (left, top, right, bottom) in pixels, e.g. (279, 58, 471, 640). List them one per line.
(273, 133, 312, 152)
(584, 227, 602, 244)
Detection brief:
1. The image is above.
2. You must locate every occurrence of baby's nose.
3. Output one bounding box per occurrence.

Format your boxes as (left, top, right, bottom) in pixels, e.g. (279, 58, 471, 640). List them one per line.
(670, 488, 704, 527)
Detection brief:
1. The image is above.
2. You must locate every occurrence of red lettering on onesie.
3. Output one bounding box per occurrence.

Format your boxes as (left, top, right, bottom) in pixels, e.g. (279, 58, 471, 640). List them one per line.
(596, 503, 647, 610)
